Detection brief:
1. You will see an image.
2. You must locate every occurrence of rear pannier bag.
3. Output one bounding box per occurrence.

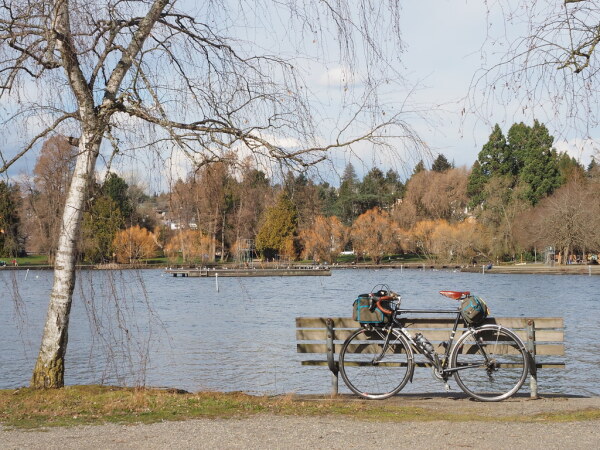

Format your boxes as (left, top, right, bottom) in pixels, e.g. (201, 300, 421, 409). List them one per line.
(460, 295, 489, 325)
(353, 294, 388, 324)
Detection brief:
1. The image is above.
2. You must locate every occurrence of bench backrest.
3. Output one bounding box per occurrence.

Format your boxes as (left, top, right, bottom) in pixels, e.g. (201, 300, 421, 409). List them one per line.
(296, 317, 564, 357)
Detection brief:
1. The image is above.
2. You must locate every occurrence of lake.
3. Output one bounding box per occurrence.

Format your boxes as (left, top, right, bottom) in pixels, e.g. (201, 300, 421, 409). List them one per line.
(0, 268, 597, 396)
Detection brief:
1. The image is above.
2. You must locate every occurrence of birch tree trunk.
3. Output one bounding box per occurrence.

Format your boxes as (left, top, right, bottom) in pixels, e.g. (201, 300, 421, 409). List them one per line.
(29, 0, 170, 388)
(31, 133, 101, 388)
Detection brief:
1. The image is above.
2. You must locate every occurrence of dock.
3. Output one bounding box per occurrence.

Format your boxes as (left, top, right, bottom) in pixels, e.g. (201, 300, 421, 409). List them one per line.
(165, 266, 331, 277)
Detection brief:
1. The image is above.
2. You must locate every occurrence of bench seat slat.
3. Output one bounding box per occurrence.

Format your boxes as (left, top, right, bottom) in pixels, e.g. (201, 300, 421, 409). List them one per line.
(296, 329, 564, 343)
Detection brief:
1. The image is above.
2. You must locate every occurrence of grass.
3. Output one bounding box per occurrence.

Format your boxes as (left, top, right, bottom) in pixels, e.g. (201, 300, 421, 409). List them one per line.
(1, 386, 600, 430)
(1, 255, 49, 266)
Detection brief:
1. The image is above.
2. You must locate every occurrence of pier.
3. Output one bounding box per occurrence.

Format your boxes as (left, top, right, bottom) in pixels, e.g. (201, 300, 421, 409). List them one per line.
(165, 266, 331, 277)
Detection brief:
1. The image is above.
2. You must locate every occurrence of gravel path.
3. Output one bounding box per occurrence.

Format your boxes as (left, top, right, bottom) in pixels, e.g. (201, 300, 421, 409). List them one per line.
(2, 415, 599, 449)
(3, 396, 600, 449)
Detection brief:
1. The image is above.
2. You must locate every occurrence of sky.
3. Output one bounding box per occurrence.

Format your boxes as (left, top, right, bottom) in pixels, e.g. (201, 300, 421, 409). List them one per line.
(1, 1, 598, 188)
(327, 1, 598, 179)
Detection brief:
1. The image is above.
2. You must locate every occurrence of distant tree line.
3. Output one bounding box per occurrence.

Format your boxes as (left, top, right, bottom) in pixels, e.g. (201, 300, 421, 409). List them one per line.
(2, 123, 599, 265)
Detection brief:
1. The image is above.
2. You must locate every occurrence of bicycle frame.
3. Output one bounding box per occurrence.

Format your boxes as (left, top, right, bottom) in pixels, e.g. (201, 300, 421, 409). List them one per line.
(378, 307, 488, 380)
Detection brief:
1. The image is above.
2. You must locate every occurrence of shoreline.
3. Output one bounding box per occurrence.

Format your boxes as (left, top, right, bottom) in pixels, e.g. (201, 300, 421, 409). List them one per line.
(2, 262, 599, 275)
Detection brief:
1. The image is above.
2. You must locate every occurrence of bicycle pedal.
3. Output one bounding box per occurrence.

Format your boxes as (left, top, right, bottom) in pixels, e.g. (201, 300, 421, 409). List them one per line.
(445, 383, 451, 392)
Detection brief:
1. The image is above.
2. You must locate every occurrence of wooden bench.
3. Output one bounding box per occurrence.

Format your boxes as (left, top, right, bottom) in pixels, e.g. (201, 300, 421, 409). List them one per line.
(296, 316, 565, 398)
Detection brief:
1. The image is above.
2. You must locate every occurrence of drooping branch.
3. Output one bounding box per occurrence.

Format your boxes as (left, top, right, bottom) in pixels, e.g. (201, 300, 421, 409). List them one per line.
(470, 0, 600, 133)
(0, 112, 77, 174)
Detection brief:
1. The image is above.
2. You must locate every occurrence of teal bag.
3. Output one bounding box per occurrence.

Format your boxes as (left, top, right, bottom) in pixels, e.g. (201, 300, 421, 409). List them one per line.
(460, 295, 489, 325)
(352, 294, 386, 324)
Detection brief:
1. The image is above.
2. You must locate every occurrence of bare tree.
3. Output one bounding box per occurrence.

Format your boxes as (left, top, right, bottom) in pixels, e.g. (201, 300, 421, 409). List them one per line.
(0, 1, 424, 387)
(392, 168, 469, 229)
(24, 136, 77, 259)
(472, 0, 600, 136)
(516, 179, 600, 262)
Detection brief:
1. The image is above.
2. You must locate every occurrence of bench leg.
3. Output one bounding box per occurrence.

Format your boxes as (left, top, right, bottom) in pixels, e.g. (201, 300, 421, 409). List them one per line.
(331, 371, 338, 396)
(526, 320, 539, 399)
(326, 319, 339, 396)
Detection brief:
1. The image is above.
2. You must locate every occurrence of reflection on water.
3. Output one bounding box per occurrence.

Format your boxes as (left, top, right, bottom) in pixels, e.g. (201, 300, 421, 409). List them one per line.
(0, 268, 597, 396)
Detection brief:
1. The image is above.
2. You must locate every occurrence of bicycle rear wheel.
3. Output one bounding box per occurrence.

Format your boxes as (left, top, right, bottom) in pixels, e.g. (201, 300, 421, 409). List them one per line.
(339, 327, 413, 400)
(450, 325, 529, 401)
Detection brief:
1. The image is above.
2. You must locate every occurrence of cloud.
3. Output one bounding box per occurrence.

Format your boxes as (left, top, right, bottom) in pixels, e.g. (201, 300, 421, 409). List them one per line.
(318, 66, 359, 87)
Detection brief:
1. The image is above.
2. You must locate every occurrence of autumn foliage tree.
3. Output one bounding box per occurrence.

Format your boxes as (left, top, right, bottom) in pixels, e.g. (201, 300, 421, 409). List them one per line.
(407, 219, 440, 259)
(351, 208, 398, 264)
(300, 215, 348, 263)
(429, 220, 487, 264)
(112, 226, 158, 264)
(393, 168, 469, 229)
(164, 229, 212, 265)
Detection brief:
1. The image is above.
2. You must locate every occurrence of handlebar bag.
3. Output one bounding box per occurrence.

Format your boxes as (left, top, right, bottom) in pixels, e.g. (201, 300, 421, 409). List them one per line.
(353, 294, 388, 324)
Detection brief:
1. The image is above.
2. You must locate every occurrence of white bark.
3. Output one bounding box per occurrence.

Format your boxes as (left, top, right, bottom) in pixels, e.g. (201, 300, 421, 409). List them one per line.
(30, 0, 170, 388)
(31, 133, 101, 387)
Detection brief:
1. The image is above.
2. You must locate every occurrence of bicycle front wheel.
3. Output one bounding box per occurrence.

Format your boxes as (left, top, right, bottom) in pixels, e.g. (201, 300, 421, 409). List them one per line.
(339, 327, 413, 400)
(450, 325, 529, 401)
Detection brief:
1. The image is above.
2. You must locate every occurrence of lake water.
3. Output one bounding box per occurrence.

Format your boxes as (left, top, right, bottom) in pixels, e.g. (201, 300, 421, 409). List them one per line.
(0, 268, 597, 396)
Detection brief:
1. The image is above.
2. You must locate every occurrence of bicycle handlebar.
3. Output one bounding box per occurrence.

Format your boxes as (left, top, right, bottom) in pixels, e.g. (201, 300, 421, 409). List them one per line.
(375, 296, 395, 315)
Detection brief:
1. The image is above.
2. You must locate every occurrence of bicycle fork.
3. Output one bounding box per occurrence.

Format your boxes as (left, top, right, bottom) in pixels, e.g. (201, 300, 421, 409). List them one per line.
(371, 326, 395, 365)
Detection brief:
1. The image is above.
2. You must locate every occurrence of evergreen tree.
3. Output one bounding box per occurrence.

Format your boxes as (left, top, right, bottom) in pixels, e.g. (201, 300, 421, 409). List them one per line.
(316, 182, 338, 217)
(245, 168, 270, 188)
(466, 160, 486, 208)
(587, 157, 597, 173)
(255, 192, 298, 260)
(412, 160, 426, 175)
(0, 181, 22, 257)
(81, 195, 124, 263)
(103, 173, 133, 221)
(508, 120, 562, 204)
(335, 163, 360, 225)
(468, 122, 563, 207)
(587, 157, 599, 178)
(283, 171, 321, 229)
(384, 168, 405, 203)
(478, 124, 514, 177)
(431, 154, 453, 172)
(358, 167, 386, 212)
(467, 124, 512, 208)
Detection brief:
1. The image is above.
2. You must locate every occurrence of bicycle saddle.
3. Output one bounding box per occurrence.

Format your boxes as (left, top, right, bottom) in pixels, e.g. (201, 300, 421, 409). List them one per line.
(439, 290, 470, 300)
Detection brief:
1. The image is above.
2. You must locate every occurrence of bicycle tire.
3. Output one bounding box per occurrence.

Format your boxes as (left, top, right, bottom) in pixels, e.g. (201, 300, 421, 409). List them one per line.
(339, 327, 414, 400)
(450, 325, 529, 401)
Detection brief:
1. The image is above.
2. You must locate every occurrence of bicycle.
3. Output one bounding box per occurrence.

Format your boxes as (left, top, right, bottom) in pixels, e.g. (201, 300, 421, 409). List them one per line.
(339, 287, 530, 401)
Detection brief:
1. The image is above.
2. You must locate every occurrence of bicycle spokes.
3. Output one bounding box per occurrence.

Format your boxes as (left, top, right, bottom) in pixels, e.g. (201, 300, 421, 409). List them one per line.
(451, 326, 529, 401)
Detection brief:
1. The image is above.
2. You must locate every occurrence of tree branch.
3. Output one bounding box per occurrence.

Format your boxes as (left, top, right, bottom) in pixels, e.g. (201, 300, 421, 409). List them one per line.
(0, 112, 77, 174)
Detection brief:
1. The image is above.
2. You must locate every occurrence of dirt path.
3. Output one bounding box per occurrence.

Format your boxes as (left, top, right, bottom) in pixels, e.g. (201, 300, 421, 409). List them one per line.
(2, 396, 600, 449)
